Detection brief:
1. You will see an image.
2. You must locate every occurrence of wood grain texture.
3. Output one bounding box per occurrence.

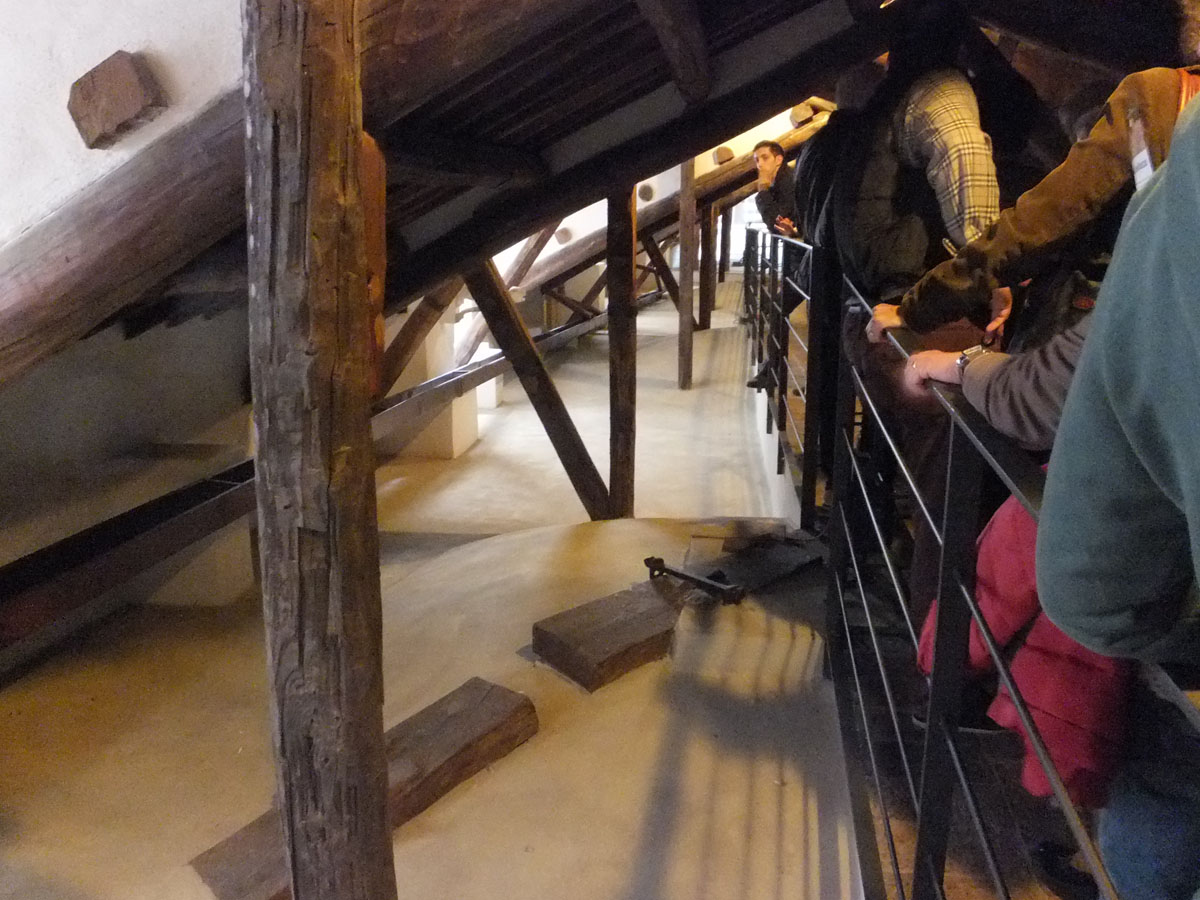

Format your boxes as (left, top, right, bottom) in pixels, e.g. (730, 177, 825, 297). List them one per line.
(633, 0, 712, 104)
(677, 158, 696, 390)
(191, 678, 538, 900)
(68, 50, 166, 148)
(0, 0, 593, 386)
(532, 581, 682, 691)
(243, 1, 397, 898)
(607, 188, 637, 519)
(452, 220, 560, 367)
(698, 203, 716, 330)
(462, 260, 611, 520)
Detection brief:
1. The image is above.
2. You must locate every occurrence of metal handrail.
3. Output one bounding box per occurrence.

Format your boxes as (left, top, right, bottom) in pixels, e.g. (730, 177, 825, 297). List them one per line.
(744, 227, 1192, 900)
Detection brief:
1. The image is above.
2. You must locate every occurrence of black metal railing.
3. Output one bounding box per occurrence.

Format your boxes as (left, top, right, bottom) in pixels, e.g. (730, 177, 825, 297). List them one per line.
(742, 227, 838, 531)
(743, 227, 1199, 900)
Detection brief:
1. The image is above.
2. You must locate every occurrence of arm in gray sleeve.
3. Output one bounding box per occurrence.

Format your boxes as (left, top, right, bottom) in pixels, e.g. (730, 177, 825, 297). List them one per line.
(960, 316, 1091, 451)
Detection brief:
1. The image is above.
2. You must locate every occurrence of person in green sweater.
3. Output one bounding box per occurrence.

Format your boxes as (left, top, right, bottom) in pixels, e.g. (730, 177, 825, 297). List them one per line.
(1038, 96, 1200, 900)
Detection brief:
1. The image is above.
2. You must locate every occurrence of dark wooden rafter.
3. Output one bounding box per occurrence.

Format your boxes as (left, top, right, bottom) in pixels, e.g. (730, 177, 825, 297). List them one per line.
(607, 188, 637, 518)
(378, 129, 549, 188)
(462, 260, 611, 520)
(243, 2, 398, 900)
(0, 0, 605, 388)
(453, 220, 560, 367)
(385, 15, 894, 306)
(545, 286, 602, 319)
(580, 267, 611, 309)
(698, 203, 717, 330)
(633, 0, 712, 104)
(718, 206, 732, 282)
(677, 157, 696, 390)
(641, 232, 690, 325)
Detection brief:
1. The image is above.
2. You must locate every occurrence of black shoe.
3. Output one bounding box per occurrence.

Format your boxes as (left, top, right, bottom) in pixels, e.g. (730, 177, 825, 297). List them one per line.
(746, 368, 770, 390)
(1031, 842, 1098, 900)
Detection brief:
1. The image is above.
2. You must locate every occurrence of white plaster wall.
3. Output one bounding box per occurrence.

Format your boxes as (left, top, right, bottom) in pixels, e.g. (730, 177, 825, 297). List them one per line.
(0, 0, 242, 246)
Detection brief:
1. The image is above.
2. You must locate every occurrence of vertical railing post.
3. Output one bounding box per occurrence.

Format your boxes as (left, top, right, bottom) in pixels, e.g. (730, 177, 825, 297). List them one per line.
(911, 420, 985, 900)
(775, 243, 791, 475)
(798, 245, 825, 530)
(823, 281, 861, 687)
(765, 237, 780, 435)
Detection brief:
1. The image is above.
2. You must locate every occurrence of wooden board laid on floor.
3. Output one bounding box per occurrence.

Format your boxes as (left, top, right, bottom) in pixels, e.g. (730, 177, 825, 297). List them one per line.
(190, 677, 539, 900)
(532, 580, 684, 692)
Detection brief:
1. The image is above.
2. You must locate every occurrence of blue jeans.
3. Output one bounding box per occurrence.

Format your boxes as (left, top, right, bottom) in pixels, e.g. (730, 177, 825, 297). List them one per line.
(1098, 683, 1200, 899)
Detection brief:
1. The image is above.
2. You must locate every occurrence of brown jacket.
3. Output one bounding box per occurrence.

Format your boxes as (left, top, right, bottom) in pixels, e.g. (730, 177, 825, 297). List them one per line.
(899, 67, 1193, 334)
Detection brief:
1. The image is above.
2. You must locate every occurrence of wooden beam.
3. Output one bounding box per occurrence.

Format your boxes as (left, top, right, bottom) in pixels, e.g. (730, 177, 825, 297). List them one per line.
(378, 277, 464, 399)
(678, 159, 696, 390)
(243, 2, 398, 900)
(191, 678, 538, 900)
(532, 582, 680, 691)
(641, 233, 681, 312)
(718, 207, 732, 283)
(698, 203, 717, 330)
(379, 130, 549, 188)
(516, 117, 826, 294)
(607, 188, 637, 519)
(504, 222, 561, 286)
(633, 0, 712, 105)
(581, 267, 610, 310)
(385, 12, 891, 305)
(0, 0, 595, 387)
(462, 260, 611, 520)
(453, 220, 561, 368)
(545, 286, 601, 320)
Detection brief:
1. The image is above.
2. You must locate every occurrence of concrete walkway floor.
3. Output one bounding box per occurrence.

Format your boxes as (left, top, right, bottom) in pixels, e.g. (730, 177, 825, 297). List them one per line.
(0, 283, 863, 900)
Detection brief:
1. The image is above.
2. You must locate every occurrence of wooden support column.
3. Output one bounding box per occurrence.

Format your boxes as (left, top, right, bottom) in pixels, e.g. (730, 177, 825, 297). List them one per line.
(678, 158, 696, 389)
(607, 189, 637, 519)
(463, 260, 611, 520)
(454, 221, 560, 367)
(718, 207, 733, 283)
(242, 2, 398, 900)
(698, 203, 717, 331)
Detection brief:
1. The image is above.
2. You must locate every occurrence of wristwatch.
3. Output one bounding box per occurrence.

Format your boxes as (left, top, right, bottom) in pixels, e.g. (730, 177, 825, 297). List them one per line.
(955, 344, 991, 379)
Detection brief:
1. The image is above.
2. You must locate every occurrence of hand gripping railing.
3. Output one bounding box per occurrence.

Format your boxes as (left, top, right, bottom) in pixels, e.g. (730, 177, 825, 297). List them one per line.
(825, 277, 1117, 900)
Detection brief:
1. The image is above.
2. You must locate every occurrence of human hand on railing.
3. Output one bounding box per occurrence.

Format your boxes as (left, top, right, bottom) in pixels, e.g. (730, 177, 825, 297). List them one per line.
(865, 303, 903, 343)
(773, 216, 797, 237)
(985, 287, 1012, 346)
(902, 350, 961, 396)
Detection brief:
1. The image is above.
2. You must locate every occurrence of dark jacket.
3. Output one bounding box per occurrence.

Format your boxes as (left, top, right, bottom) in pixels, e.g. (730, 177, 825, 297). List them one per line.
(831, 88, 950, 301)
(755, 162, 797, 231)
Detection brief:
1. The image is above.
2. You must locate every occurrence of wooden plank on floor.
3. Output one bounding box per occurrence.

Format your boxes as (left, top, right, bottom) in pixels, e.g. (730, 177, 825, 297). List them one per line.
(532, 581, 683, 691)
(190, 677, 539, 900)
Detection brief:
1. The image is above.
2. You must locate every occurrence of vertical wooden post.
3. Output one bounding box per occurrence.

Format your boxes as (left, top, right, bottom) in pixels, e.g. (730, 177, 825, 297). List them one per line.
(718, 207, 733, 283)
(698, 203, 717, 330)
(242, 1, 399, 899)
(607, 189, 637, 519)
(678, 159, 696, 389)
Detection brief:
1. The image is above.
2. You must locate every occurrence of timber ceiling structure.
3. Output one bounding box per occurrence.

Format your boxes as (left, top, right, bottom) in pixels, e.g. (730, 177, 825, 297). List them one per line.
(0, 0, 1192, 386)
